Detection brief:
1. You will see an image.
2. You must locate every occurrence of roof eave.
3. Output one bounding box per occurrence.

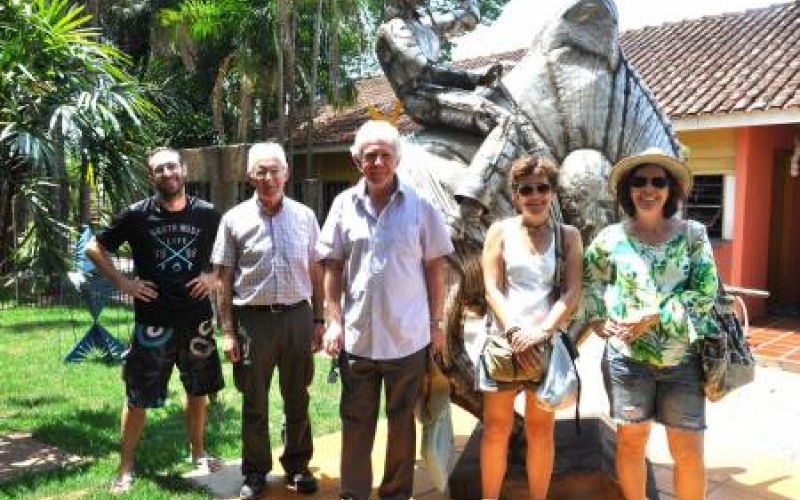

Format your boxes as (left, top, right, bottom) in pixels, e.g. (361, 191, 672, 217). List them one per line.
(673, 109, 800, 131)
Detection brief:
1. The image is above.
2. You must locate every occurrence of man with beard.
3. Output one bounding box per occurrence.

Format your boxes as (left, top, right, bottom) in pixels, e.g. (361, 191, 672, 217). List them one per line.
(85, 147, 224, 494)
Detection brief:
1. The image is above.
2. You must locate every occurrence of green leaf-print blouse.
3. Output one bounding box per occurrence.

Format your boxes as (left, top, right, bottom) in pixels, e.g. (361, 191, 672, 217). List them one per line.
(583, 220, 719, 367)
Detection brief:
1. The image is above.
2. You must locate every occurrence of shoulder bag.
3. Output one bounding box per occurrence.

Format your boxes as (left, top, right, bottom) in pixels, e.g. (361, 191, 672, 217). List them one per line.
(687, 221, 756, 401)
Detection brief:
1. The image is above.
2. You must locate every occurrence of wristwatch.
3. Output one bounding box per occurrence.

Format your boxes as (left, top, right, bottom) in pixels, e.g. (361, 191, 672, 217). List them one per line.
(430, 319, 444, 329)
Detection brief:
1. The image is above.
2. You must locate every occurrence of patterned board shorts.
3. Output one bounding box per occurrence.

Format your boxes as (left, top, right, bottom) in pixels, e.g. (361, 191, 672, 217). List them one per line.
(123, 317, 224, 408)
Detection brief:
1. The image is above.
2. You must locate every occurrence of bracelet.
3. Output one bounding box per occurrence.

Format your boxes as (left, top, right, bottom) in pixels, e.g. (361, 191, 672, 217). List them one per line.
(313, 318, 325, 325)
(504, 326, 521, 339)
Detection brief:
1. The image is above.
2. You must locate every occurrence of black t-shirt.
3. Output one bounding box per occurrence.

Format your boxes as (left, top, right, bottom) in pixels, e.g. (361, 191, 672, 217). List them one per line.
(96, 196, 221, 327)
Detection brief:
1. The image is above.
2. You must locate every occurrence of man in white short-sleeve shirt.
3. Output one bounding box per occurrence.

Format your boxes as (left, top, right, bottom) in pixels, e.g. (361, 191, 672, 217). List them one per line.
(317, 120, 454, 500)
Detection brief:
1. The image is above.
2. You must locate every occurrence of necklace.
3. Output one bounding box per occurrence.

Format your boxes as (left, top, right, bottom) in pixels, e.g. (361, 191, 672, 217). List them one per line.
(522, 219, 550, 235)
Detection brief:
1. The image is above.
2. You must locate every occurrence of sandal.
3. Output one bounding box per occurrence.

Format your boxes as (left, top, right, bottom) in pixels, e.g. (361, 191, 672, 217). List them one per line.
(192, 453, 224, 473)
(110, 472, 135, 494)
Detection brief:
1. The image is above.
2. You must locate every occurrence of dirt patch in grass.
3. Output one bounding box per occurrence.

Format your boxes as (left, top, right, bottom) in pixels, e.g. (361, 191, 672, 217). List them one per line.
(0, 432, 85, 483)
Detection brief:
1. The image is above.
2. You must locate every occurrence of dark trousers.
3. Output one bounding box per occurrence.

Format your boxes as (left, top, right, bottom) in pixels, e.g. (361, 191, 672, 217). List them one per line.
(233, 303, 314, 476)
(339, 348, 427, 500)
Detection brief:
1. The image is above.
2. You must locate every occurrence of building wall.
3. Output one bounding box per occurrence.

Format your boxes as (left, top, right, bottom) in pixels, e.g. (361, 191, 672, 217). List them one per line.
(677, 129, 736, 279)
(679, 125, 798, 318)
(732, 125, 795, 317)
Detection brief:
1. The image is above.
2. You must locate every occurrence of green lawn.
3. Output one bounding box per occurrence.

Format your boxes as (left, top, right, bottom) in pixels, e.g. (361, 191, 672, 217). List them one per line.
(0, 306, 341, 500)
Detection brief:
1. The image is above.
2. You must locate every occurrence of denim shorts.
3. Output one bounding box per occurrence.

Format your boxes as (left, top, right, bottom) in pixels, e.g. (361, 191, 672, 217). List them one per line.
(601, 344, 706, 431)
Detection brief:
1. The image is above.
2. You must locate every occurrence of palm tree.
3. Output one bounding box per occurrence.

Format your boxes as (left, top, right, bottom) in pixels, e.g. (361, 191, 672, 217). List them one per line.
(0, 0, 157, 283)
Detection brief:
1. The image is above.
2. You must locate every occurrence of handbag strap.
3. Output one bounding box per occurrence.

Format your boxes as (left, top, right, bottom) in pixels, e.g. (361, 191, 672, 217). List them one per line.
(686, 221, 750, 334)
(550, 221, 564, 301)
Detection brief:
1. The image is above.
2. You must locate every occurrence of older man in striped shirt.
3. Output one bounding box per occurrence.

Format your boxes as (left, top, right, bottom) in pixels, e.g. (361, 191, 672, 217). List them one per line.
(212, 142, 324, 500)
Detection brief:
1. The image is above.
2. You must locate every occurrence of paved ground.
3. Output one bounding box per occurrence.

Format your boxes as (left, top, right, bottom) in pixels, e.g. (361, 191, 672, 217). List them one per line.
(749, 316, 800, 373)
(185, 335, 800, 500)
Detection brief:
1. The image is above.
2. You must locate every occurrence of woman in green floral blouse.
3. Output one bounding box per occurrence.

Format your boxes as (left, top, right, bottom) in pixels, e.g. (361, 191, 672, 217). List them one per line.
(583, 147, 719, 500)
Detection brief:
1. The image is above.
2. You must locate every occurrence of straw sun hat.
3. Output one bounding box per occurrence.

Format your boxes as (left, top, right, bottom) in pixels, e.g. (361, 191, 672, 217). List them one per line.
(609, 147, 693, 197)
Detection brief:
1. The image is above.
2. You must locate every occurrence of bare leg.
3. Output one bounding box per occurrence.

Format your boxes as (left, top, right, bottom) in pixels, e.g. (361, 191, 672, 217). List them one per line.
(186, 395, 208, 461)
(480, 390, 516, 499)
(615, 421, 651, 500)
(524, 391, 555, 500)
(118, 406, 146, 477)
(666, 427, 705, 500)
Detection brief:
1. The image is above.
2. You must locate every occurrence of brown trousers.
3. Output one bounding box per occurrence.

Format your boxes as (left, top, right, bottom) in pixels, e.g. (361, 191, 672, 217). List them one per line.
(338, 347, 427, 500)
(233, 303, 314, 476)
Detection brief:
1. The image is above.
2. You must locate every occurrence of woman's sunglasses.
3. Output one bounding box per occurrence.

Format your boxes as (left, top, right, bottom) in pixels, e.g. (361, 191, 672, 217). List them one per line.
(515, 183, 552, 196)
(629, 176, 668, 189)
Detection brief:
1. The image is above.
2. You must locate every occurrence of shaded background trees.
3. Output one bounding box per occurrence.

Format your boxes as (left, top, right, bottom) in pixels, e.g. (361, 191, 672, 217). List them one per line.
(0, 0, 509, 292)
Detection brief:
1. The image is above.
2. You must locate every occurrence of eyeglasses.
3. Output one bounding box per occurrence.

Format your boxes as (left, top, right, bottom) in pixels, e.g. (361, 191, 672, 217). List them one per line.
(151, 162, 181, 176)
(515, 183, 552, 196)
(251, 168, 284, 180)
(630, 176, 668, 189)
(361, 151, 395, 164)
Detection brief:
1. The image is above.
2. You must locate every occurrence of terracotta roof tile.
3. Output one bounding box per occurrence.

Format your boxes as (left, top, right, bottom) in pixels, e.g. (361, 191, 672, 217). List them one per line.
(304, 1, 800, 146)
(621, 1, 800, 119)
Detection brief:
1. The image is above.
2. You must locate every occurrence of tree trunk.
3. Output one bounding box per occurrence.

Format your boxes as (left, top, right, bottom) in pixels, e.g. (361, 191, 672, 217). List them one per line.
(286, 9, 297, 178)
(329, 0, 342, 104)
(0, 180, 15, 274)
(237, 74, 255, 144)
(212, 53, 235, 144)
(78, 155, 91, 227)
(276, 2, 287, 144)
(306, 0, 324, 179)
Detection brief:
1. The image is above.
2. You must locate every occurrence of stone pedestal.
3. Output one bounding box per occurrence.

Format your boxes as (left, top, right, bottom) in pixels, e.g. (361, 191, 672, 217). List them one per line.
(449, 414, 660, 500)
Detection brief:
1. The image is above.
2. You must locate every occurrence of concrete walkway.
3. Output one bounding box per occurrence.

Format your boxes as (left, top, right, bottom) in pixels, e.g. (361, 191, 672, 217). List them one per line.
(185, 335, 800, 500)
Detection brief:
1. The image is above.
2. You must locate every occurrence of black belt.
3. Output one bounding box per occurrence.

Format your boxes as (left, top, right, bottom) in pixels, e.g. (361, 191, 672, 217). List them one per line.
(239, 301, 306, 313)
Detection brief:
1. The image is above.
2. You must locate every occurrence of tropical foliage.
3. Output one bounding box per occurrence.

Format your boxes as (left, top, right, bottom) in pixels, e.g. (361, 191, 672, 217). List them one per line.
(0, 0, 157, 282)
(0, 0, 512, 286)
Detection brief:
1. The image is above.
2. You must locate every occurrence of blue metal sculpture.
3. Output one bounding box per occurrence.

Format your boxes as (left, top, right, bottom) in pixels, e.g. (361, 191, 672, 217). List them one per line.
(65, 226, 126, 363)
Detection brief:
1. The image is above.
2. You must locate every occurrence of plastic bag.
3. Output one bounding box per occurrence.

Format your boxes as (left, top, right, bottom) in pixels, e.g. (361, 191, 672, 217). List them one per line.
(416, 358, 455, 492)
(534, 332, 580, 411)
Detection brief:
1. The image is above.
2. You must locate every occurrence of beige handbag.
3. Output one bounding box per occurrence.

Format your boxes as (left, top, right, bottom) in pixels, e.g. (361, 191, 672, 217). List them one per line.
(482, 326, 548, 382)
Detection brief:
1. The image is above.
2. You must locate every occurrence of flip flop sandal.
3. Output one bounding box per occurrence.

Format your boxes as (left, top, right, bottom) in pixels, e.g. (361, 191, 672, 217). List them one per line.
(110, 472, 135, 494)
(193, 453, 224, 473)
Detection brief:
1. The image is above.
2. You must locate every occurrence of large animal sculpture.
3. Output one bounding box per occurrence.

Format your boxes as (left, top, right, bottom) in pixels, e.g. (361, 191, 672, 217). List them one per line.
(383, 0, 682, 419)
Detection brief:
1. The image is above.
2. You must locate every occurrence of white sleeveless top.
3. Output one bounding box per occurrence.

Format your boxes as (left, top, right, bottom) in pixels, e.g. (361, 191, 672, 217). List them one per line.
(490, 218, 556, 334)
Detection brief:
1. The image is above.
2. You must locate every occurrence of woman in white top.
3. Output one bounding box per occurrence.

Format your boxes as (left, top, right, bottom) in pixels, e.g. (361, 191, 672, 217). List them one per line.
(480, 155, 583, 500)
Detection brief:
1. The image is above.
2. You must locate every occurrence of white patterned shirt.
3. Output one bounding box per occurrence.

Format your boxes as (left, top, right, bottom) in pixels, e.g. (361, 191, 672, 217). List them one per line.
(212, 195, 319, 306)
(317, 178, 454, 360)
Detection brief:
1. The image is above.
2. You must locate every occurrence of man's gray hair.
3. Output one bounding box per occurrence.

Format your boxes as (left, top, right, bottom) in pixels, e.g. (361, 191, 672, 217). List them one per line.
(350, 120, 403, 159)
(247, 142, 288, 173)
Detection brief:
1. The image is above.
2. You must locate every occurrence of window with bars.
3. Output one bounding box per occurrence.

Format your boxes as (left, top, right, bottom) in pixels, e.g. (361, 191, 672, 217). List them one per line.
(322, 181, 351, 221)
(685, 175, 724, 239)
(236, 182, 255, 202)
(186, 182, 211, 201)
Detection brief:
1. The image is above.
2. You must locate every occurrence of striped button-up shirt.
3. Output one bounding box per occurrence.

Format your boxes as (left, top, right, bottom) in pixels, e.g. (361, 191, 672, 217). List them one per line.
(212, 195, 319, 306)
(317, 178, 454, 360)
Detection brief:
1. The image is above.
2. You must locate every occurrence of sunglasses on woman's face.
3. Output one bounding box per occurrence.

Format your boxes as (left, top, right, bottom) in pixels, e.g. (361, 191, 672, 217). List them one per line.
(515, 183, 552, 196)
(630, 175, 668, 189)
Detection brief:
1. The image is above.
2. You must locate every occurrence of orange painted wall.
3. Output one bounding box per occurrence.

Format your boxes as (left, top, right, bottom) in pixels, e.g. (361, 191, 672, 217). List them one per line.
(711, 242, 733, 280)
(732, 125, 795, 317)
